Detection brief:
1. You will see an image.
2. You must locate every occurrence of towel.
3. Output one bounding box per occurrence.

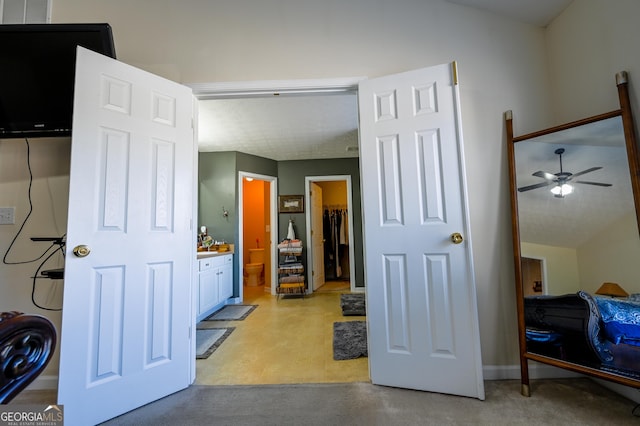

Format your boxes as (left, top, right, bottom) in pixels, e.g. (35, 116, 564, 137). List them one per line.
(287, 220, 296, 240)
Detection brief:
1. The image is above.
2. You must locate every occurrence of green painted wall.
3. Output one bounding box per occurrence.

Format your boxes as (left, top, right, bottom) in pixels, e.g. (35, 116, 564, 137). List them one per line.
(198, 153, 364, 294)
(277, 158, 363, 288)
(199, 151, 279, 297)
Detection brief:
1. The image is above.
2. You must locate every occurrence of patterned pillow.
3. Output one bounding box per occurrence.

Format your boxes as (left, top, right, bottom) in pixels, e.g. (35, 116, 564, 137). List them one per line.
(595, 296, 640, 346)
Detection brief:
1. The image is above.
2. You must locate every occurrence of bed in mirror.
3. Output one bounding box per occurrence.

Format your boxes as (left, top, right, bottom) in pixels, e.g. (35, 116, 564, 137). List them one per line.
(506, 71, 640, 396)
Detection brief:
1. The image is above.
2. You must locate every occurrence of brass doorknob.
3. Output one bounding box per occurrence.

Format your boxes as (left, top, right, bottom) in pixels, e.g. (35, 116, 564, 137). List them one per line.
(450, 233, 464, 244)
(73, 245, 91, 257)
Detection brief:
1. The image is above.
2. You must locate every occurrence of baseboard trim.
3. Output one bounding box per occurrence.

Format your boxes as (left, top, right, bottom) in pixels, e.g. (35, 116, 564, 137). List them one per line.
(483, 363, 581, 380)
(25, 375, 58, 391)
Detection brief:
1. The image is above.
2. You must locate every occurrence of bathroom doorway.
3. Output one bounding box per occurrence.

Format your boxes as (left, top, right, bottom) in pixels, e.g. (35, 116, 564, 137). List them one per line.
(305, 175, 357, 293)
(238, 172, 278, 301)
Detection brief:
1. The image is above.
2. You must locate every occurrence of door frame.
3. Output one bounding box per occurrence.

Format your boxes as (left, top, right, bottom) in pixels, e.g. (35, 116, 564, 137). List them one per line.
(521, 255, 549, 295)
(189, 77, 365, 299)
(304, 175, 357, 293)
(238, 171, 278, 298)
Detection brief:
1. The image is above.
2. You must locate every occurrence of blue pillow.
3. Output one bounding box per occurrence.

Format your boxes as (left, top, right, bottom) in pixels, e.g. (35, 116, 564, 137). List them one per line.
(595, 297, 640, 347)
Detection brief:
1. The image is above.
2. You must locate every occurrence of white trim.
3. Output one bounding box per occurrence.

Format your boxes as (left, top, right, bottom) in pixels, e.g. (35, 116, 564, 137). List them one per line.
(304, 175, 356, 294)
(482, 363, 581, 381)
(238, 171, 278, 297)
(187, 77, 365, 100)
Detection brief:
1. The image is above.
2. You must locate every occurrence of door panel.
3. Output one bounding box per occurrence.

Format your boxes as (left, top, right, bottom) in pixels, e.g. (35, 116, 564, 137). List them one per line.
(359, 63, 484, 399)
(58, 47, 195, 425)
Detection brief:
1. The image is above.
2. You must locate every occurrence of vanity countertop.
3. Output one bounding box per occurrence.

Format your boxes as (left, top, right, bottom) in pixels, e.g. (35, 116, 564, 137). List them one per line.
(196, 244, 234, 259)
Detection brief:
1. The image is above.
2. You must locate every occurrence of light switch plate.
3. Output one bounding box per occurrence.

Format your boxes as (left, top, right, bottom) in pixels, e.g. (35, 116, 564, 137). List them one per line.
(0, 207, 15, 225)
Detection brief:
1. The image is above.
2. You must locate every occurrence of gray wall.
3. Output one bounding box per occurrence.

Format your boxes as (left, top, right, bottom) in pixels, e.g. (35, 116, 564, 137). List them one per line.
(200, 151, 281, 295)
(198, 154, 363, 294)
(277, 158, 363, 287)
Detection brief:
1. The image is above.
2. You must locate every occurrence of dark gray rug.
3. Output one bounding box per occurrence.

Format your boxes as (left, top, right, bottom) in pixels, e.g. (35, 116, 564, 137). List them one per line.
(333, 321, 367, 360)
(340, 293, 366, 316)
(195, 327, 234, 359)
(204, 304, 257, 321)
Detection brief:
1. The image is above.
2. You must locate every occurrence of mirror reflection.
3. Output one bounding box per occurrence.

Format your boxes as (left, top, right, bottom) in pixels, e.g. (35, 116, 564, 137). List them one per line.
(515, 116, 640, 298)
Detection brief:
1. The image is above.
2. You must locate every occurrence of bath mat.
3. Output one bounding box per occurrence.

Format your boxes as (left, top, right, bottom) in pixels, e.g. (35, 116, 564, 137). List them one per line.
(340, 293, 366, 316)
(333, 321, 368, 360)
(204, 304, 257, 321)
(196, 327, 234, 359)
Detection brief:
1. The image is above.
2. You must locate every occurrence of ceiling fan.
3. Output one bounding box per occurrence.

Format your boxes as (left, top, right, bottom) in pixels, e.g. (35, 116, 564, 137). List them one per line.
(518, 148, 612, 197)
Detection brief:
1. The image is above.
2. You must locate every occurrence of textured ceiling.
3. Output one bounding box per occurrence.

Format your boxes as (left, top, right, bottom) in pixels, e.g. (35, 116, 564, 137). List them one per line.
(515, 116, 636, 249)
(197, 94, 359, 161)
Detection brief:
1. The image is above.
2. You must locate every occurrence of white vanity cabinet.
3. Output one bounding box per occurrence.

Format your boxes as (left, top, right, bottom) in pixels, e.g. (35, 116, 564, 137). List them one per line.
(217, 254, 233, 301)
(197, 253, 233, 321)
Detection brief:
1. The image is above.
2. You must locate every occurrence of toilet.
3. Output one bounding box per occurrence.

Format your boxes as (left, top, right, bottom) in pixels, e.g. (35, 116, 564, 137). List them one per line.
(245, 248, 264, 286)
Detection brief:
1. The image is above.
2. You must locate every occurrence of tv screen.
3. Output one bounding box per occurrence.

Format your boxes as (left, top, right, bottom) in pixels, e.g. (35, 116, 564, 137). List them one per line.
(0, 23, 116, 139)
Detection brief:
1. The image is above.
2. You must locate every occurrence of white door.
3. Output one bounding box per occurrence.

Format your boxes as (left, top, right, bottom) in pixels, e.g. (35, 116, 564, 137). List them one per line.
(310, 182, 325, 291)
(359, 63, 485, 399)
(58, 47, 196, 425)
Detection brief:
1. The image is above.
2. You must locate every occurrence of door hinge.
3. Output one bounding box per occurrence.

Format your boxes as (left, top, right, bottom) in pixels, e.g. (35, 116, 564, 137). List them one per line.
(452, 61, 459, 86)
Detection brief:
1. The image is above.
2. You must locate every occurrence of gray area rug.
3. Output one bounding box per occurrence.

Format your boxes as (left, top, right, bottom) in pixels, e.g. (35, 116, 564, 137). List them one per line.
(333, 321, 367, 360)
(195, 328, 234, 359)
(204, 304, 257, 321)
(340, 293, 366, 316)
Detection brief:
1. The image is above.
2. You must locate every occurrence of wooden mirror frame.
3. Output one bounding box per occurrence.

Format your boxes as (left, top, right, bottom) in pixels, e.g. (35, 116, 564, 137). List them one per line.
(505, 71, 640, 397)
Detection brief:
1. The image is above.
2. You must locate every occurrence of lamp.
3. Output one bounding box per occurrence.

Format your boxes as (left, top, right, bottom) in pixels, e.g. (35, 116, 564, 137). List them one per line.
(595, 282, 629, 298)
(550, 183, 573, 197)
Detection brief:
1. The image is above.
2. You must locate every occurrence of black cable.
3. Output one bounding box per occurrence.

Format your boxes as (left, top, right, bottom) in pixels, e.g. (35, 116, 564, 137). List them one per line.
(1, 138, 52, 265)
(30, 243, 65, 311)
(633, 402, 640, 417)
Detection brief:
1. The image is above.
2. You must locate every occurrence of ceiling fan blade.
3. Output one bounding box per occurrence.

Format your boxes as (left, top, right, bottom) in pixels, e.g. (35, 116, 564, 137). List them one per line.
(532, 170, 556, 181)
(574, 180, 612, 187)
(518, 181, 553, 192)
(569, 166, 602, 179)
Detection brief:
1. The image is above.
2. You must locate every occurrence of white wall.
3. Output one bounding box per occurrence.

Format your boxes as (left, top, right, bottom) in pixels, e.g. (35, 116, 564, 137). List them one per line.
(546, 0, 640, 124)
(0, 138, 70, 380)
(46, 0, 552, 373)
(577, 213, 640, 295)
(521, 242, 580, 295)
(8, 0, 638, 383)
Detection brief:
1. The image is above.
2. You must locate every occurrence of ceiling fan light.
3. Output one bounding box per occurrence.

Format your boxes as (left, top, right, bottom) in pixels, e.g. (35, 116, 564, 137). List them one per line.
(551, 183, 573, 197)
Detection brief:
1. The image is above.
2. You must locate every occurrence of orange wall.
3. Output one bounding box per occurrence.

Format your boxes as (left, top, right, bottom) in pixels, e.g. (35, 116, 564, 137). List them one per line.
(316, 181, 347, 206)
(243, 179, 264, 262)
(242, 178, 272, 288)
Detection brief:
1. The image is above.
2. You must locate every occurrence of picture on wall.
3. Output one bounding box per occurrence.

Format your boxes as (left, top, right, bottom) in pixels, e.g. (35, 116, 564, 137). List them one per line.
(279, 195, 304, 213)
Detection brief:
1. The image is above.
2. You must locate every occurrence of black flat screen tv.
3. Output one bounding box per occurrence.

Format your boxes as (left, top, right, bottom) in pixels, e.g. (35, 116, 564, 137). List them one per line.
(0, 23, 116, 139)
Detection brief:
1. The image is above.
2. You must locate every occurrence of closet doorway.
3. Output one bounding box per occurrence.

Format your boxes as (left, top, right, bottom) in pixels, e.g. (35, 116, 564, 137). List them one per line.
(305, 175, 357, 293)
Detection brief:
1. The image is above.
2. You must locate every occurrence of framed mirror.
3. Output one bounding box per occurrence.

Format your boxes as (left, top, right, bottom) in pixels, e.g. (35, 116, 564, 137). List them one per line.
(506, 71, 640, 396)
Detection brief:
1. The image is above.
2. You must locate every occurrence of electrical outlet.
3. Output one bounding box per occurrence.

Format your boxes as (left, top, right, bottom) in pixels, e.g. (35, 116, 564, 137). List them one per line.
(0, 207, 15, 225)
